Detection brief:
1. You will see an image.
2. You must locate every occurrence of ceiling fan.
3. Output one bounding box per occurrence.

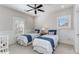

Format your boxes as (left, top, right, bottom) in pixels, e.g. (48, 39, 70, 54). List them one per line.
(26, 4, 45, 14)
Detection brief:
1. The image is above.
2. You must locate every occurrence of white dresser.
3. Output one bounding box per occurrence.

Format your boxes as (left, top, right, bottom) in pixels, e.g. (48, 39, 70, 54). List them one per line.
(0, 35, 9, 54)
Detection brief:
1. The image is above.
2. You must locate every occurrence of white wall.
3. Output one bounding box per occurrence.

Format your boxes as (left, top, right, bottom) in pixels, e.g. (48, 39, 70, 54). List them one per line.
(35, 12, 57, 29)
(56, 7, 74, 45)
(0, 6, 35, 45)
(35, 7, 74, 45)
(73, 5, 79, 53)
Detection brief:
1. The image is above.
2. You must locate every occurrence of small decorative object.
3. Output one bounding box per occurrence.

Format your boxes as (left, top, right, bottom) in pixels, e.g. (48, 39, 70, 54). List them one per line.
(35, 29, 40, 33)
(57, 15, 71, 29)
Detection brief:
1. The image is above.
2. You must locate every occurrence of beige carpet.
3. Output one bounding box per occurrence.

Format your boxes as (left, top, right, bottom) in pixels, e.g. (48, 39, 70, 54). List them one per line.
(9, 43, 75, 54)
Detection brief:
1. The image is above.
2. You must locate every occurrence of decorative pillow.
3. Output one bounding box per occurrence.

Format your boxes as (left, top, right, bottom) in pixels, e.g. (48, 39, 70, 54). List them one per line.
(48, 30, 57, 35)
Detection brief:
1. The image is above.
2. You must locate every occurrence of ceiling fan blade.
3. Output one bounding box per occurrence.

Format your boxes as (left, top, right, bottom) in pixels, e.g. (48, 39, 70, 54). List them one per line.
(26, 9, 34, 12)
(38, 9, 44, 12)
(36, 4, 43, 8)
(35, 10, 37, 14)
(27, 5, 34, 9)
(35, 4, 36, 8)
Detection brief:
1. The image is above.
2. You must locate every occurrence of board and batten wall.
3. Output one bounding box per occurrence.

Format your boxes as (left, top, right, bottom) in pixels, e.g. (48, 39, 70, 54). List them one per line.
(0, 6, 35, 45)
(35, 7, 74, 45)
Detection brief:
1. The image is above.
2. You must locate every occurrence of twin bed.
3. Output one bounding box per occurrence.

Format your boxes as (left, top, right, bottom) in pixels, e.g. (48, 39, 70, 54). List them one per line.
(17, 30, 58, 54)
(17, 33, 39, 46)
(33, 34, 58, 54)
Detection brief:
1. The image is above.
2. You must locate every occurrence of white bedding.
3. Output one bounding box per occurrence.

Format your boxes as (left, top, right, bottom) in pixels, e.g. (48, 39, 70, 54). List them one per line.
(17, 33, 39, 46)
(33, 35, 58, 54)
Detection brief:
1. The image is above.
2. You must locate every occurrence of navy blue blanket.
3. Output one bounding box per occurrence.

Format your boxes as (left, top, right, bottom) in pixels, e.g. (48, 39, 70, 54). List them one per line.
(22, 34, 32, 43)
(36, 36, 55, 51)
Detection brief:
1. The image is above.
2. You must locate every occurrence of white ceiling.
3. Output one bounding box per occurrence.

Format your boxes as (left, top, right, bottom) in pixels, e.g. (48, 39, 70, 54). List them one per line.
(1, 4, 73, 16)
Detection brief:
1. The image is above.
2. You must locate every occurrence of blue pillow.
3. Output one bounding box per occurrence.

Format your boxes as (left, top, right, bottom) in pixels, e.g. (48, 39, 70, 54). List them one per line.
(48, 30, 57, 35)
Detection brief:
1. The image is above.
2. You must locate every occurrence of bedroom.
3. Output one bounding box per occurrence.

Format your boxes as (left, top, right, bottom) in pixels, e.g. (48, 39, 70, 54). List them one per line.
(0, 4, 79, 54)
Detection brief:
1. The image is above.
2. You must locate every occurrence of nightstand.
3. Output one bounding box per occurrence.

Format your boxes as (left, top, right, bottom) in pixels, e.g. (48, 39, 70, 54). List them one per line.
(40, 32, 48, 35)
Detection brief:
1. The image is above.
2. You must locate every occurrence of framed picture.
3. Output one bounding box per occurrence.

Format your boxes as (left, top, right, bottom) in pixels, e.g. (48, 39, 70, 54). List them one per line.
(57, 15, 71, 29)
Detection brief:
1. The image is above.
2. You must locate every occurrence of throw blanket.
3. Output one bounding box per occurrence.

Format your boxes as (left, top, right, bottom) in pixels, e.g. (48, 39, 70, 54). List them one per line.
(22, 34, 32, 43)
(36, 36, 55, 52)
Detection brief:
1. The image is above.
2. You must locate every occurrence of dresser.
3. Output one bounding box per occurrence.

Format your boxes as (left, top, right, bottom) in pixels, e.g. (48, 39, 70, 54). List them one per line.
(0, 35, 9, 54)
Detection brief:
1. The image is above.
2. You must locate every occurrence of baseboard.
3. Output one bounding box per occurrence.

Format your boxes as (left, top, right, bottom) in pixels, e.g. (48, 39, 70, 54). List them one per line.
(9, 42, 17, 46)
(59, 42, 74, 46)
